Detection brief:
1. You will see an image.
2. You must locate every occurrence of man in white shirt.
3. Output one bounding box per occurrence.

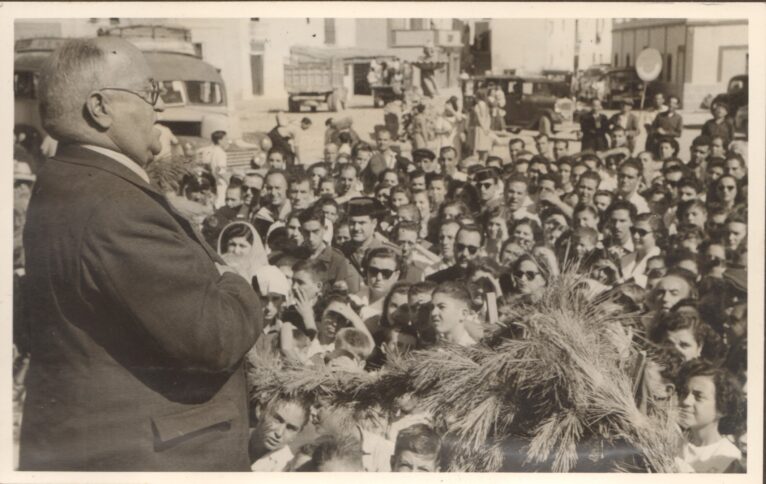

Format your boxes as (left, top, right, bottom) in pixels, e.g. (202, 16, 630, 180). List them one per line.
(249, 396, 311, 471)
(616, 159, 650, 214)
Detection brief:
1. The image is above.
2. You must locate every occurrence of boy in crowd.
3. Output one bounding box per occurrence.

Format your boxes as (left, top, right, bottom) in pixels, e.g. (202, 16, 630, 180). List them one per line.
(391, 423, 442, 472)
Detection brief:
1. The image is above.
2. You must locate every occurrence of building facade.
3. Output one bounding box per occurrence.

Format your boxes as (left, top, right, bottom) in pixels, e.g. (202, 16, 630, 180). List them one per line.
(476, 19, 612, 75)
(611, 19, 748, 109)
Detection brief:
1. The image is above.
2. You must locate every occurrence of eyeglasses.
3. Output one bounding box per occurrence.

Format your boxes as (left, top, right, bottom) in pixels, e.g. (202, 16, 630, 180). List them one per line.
(100, 79, 161, 106)
(477, 181, 495, 190)
(367, 266, 396, 280)
(513, 270, 540, 281)
(455, 243, 479, 255)
(630, 227, 651, 237)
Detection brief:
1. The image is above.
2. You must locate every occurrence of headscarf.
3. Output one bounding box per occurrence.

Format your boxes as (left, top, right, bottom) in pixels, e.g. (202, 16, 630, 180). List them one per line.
(217, 221, 268, 281)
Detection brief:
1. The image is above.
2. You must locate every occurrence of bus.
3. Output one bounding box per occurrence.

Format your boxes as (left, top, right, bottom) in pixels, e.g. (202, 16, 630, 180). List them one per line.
(14, 26, 257, 169)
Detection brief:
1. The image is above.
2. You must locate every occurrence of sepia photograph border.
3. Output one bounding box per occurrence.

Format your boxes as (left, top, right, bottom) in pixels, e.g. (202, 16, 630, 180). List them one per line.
(1, 2, 763, 483)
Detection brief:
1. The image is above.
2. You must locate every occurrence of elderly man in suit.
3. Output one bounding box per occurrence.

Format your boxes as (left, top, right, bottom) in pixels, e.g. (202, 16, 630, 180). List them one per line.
(19, 37, 262, 471)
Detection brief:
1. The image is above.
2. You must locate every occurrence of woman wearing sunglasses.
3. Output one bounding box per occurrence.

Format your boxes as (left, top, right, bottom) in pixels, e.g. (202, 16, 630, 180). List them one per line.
(506, 254, 549, 301)
(621, 213, 665, 288)
(709, 175, 743, 212)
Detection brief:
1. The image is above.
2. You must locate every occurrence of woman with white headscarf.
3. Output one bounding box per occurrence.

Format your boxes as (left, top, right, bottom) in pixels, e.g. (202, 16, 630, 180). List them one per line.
(217, 221, 268, 282)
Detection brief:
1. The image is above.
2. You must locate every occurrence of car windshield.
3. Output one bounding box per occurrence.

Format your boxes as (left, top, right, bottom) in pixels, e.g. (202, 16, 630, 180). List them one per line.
(186, 81, 224, 105)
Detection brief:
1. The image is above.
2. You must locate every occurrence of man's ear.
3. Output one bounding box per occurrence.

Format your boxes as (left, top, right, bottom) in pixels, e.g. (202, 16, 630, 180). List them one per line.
(254, 403, 264, 422)
(85, 91, 114, 130)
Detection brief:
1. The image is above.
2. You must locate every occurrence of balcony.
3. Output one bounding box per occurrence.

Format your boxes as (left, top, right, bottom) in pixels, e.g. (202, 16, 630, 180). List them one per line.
(391, 29, 462, 48)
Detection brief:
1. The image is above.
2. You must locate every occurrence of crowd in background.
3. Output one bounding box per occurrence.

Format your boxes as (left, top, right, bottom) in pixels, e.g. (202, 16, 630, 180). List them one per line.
(13, 89, 748, 473)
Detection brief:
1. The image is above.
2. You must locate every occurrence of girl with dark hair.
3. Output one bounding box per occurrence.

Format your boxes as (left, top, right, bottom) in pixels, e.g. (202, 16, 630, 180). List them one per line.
(509, 217, 544, 250)
(649, 310, 725, 364)
(675, 359, 746, 472)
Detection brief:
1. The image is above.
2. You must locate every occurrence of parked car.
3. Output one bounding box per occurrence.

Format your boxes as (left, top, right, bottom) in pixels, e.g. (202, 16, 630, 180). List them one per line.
(461, 74, 577, 134)
(713, 75, 748, 134)
(577, 63, 611, 101)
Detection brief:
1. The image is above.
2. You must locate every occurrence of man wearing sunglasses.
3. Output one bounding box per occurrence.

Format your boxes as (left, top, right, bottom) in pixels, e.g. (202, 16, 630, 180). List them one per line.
(357, 247, 402, 321)
(473, 167, 503, 213)
(426, 224, 483, 284)
(20, 37, 262, 471)
(342, 197, 398, 279)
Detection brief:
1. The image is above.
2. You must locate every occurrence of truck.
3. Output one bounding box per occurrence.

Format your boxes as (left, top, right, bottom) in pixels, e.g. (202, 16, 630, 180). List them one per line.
(284, 46, 347, 113)
(14, 26, 258, 171)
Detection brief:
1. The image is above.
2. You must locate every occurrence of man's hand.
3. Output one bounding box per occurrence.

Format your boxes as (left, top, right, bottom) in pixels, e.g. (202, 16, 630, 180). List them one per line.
(215, 262, 237, 275)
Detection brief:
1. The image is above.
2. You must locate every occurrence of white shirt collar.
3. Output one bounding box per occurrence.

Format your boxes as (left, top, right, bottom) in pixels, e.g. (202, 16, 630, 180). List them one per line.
(80, 144, 150, 184)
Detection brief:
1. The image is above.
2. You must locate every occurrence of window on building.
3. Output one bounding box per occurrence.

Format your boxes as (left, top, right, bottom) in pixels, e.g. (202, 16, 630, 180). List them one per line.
(666, 54, 673, 82)
(324, 18, 336, 45)
(109, 18, 120, 25)
(626, 54, 631, 67)
(614, 53, 619, 67)
(411, 19, 426, 30)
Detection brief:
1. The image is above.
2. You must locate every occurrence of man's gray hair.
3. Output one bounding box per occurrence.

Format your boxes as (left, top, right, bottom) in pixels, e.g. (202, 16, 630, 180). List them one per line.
(38, 38, 109, 142)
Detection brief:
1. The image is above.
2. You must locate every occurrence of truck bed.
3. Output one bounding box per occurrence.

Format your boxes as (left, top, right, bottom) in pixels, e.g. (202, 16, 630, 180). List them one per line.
(284, 60, 344, 94)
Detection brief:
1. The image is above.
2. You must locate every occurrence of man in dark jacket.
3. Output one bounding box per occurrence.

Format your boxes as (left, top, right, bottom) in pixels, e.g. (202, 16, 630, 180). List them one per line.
(19, 37, 262, 471)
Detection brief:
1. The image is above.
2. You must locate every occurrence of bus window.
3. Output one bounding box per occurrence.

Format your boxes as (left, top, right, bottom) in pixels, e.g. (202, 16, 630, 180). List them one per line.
(14, 72, 37, 99)
(186, 81, 223, 105)
(160, 80, 185, 105)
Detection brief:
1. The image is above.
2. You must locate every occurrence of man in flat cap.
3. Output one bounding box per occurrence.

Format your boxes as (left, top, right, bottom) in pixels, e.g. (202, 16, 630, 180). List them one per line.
(412, 148, 440, 174)
(20, 37, 261, 471)
(341, 197, 398, 278)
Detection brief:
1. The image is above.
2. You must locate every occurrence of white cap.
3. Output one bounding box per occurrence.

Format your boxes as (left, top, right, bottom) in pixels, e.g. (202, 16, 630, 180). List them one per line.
(253, 265, 289, 298)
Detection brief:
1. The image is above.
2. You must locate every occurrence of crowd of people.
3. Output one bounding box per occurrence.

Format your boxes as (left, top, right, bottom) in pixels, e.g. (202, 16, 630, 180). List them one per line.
(14, 36, 748, 474)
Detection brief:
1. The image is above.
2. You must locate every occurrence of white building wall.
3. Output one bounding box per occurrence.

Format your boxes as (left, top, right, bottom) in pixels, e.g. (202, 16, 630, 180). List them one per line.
(490, 19, 612, 74)
(490, 19, 551, 74)
(689, 23, 748, 84)
(612, 20, 747, 108)
(251, 18, 327, 99)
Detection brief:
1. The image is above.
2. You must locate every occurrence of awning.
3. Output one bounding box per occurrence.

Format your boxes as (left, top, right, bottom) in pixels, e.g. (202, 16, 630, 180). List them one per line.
(290, 45, 399, 63)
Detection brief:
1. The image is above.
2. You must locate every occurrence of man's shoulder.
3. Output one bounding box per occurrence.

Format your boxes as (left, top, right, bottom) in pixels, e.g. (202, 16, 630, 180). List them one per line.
(426, 264, 462, 283)
(320, 246, 349, 264)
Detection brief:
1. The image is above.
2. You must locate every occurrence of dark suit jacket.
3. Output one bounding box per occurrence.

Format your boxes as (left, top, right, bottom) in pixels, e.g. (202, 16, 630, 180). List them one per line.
(19, 145, 262, 471)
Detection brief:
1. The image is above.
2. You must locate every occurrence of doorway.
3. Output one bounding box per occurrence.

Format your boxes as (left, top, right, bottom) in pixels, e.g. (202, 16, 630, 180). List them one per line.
(353, 62, 371, 95)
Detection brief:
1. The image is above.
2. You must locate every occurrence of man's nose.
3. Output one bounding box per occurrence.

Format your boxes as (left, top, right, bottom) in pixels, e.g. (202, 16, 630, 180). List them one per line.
(154, 96, 165, 113)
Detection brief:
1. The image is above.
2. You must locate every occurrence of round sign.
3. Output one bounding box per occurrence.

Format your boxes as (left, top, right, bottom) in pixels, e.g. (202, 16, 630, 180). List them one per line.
(635, 48, 663, 82)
